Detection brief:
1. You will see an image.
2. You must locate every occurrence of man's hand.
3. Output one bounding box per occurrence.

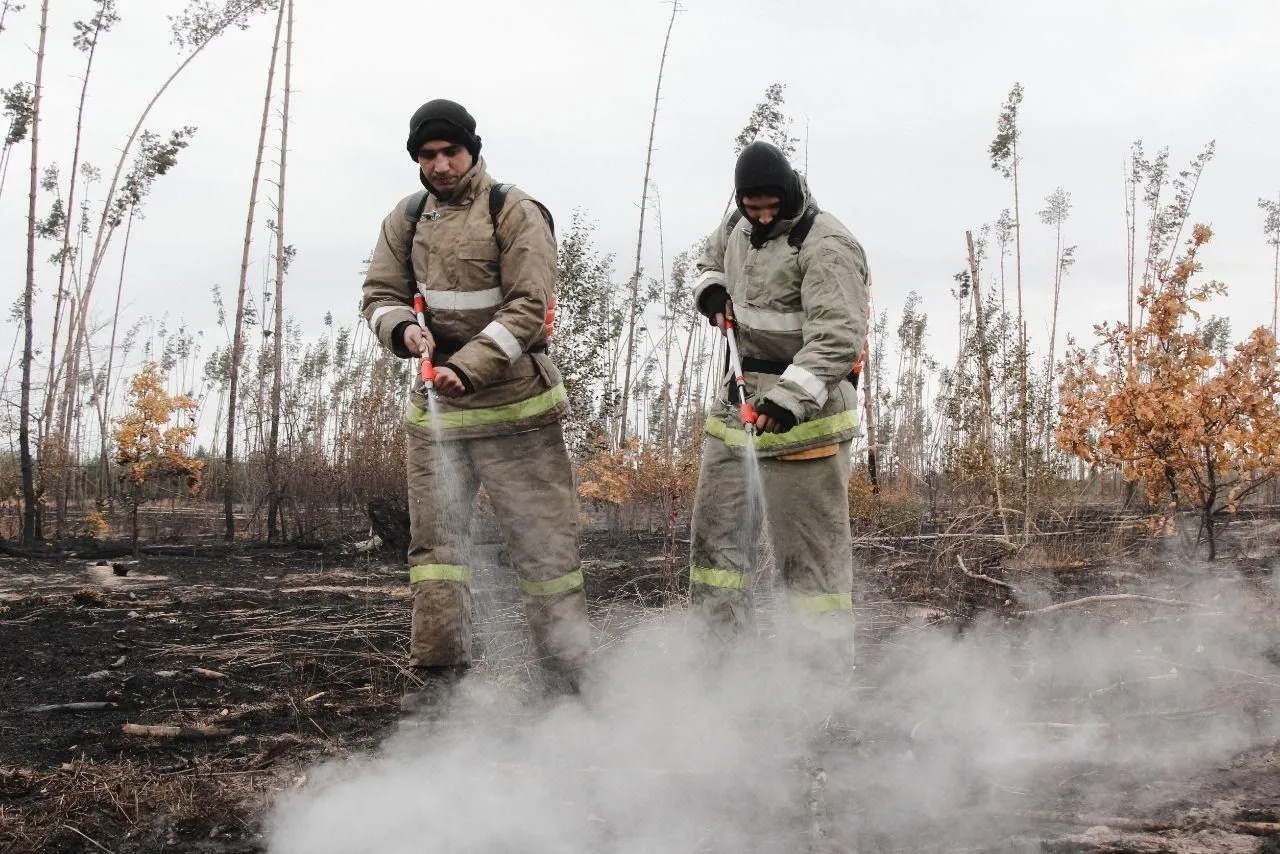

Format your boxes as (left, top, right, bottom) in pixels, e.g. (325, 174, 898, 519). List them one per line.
(402, 324, 435, 358)
(754, 399, 796, 434)
(432, 366, 467, 398)
(714, 297, 735, 336)
(754, 411, 785, 433)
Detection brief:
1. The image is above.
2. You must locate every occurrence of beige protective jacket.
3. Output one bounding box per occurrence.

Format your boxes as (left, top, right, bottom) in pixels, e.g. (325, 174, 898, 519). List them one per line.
(692, 176, 870, 457)
(361, 158, 566, 440)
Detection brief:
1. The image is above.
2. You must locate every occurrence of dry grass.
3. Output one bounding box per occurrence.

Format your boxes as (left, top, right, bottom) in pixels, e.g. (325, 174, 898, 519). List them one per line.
(0, 755, 287, 851)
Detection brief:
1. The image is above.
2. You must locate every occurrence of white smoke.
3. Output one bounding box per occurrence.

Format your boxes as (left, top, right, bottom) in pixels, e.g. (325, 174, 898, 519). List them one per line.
(266, 569, 1279, 852)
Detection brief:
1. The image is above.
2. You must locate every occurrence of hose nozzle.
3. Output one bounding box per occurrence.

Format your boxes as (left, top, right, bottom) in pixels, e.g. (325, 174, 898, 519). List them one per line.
(412, 294, 436, 400)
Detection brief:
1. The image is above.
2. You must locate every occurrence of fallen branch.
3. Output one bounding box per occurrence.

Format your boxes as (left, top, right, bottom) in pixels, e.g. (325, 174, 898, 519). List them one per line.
(1237, 822, 1280, 836)
(1015, 722, 1112, 732)
(956, 555, 1018, 593)
(1014, 595, 1203, 618)
(61, 825, 116, 853)
(121, 723, 232, 740)
(1088, 672, 1179, 698)
(189, 666, 229, 680)
(27, 702, 117, 713)
(1016, 809, 1180, 832)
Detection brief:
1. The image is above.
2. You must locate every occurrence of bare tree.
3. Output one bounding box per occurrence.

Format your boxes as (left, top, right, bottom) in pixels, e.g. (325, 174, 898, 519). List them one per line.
(44, 0, 277, 535)
(18, 0, 48, 544)
(1259, 194, 1280, 340)
(989, 82, 1027, 533)
(618, 0, 680, 447)
(41, 1, 119, 449)
(0, 1, 25, 37)
(266, 0, 293, 542)
(1037, 186, 1074, 452)
(967, 230, 1009, 540)
(98, 206, 136, 497)
(224, 0, 285, 540)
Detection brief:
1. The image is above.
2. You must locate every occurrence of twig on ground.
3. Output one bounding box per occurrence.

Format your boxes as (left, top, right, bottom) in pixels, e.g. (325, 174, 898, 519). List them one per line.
(60, 825, 117, 853)
(1238, 822, 1280, 836)
(1015, 809, 1181, 832)
(189, 666, 229, 680)
(1015, 722, 1112, 732)
(121, 723, 231, 740)
(27, 702, 117, 713)
(956, 555, 1018, 594)
(1014, 595, 1204, 617)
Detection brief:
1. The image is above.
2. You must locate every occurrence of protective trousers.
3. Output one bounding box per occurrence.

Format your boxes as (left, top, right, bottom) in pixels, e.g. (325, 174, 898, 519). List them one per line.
(689, 436, 856, 669)
(405, 421, 590, 675)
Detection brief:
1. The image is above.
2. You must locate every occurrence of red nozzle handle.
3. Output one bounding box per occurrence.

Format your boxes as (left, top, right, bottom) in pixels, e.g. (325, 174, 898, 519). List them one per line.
(739, 401, 757, 427)
(413, 294, 426, 315)
(420, 359, 436, 384)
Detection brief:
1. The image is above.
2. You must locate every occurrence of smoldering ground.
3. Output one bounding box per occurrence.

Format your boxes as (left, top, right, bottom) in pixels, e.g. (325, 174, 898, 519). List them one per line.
(265, 566, 1280, 853)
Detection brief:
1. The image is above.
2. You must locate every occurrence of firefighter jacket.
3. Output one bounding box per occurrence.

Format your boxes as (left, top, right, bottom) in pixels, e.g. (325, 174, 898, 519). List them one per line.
(692, 176, 870, 457)
(361, 157, 566, 441)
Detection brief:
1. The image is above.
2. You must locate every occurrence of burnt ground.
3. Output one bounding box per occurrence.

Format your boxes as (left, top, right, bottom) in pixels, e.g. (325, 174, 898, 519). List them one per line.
(1, 523, 1279, 853)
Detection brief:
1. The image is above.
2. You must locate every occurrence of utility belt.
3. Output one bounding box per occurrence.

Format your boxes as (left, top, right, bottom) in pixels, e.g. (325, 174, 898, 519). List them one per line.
(733, 356, 861, 389)
(430, 338, 547, 363)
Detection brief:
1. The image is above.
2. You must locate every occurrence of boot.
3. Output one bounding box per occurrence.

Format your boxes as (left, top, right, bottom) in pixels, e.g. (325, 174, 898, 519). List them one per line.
(399, 664, 468, 714)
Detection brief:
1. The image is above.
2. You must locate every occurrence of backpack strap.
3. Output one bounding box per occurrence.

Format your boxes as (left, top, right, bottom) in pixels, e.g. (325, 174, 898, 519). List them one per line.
(401, 190, 430, 298)
(788, 204, 820, 250)
(402, 184, 556, 300)
(489, 182, 555, 251)
(725, 209, 743, 236)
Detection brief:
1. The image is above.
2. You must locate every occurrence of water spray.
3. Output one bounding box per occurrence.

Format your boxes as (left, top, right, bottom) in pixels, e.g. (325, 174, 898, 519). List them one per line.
(412, 294, 437, 406)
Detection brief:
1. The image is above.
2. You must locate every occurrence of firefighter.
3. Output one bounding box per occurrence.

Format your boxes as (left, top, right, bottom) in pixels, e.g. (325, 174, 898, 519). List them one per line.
(689, 140, 870, 668)
(361, 99, 590, 709)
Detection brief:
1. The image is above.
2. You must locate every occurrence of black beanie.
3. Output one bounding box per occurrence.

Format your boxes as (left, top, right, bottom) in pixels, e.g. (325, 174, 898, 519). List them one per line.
(734, 141, 802, 221)
(406, 99, 482, 160)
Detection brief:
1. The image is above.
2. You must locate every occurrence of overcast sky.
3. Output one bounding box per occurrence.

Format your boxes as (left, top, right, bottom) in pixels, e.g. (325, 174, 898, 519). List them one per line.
(2, 0, 1278, 395)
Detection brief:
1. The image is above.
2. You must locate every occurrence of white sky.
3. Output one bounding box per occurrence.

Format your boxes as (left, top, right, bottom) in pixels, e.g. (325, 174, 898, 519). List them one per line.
(2, 0, 1278, 399)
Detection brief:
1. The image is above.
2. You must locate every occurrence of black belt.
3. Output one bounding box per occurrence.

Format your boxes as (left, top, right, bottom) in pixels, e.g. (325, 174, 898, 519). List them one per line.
(735, 356, 861, 389)
(741, 356, 788, 375)
(432, 338, 546, 361)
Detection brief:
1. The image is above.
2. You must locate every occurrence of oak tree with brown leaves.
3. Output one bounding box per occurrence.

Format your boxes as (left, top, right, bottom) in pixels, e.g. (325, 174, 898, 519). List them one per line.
(1057, 225, 1280, 559)
(114, 363, 203, 556)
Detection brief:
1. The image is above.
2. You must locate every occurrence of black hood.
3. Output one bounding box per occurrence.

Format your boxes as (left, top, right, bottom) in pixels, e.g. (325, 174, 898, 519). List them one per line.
(734, 140, 803, 223)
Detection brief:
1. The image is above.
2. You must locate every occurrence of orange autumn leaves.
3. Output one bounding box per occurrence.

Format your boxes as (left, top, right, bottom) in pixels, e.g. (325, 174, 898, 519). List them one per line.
(113, 362, 203, 497)
(1057, 225, 1280, 517)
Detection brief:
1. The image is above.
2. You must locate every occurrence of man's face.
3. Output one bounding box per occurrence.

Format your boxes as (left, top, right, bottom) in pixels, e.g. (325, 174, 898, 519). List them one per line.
(742, 193, 782, 227)
(417, 140, 474, 194)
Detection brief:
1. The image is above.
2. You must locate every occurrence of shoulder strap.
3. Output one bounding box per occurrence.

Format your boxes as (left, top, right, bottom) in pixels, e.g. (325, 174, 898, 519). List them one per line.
(489, 182, 511, 229)
(401, 190, 430, 298)
(489, 182, 555, 251)
(725, 210, 743, 236)
(403, 189, 430, 222)
(788, 204, 820, 250)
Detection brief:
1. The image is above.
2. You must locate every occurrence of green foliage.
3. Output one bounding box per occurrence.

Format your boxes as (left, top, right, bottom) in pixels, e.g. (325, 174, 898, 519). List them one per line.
(111, 126, 197, 224)
(733, 82, 797, 159)
(72, 0, 119, 52)
(2, 82, 33, 146)
(989, 82, 1022, 179)
(169, 0, 278, 51)
(555, 210, 617, 454)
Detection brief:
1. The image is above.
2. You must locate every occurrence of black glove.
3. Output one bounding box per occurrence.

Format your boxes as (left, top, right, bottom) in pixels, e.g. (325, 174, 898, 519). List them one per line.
(697, 285, 729, 326)
(756, 398, 797, 432)
(442, 362, 474, 394)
